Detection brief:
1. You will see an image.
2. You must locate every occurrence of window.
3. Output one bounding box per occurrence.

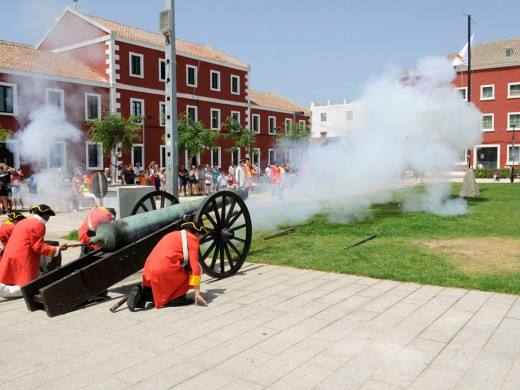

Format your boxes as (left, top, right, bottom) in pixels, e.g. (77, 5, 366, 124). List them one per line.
(320, 131, 327, 138)
(299, 120, 306, 129)
(210, 70, 220, 91)
(231, 75, 240, 94)
(85, 93, 101, 120)
(481, 85, 494, 100)
(509, 83, 520, 98)
(186, 65, 197, 87)
(131, 98, 144, 122)
(268, 149, 276, 165)
(232, 149, 240, 165)
(159, 59, 166, 82)
(269, 116, 276, 134)
(130, 53, 144, 78)
(506, 48, 513, 57)
(211, 147, 221, 167)
(48, 142, 66, 169)
(231, 111, 240, 122)
(0, 140, 19, 169)
(482, 114, 494, 131)
(187, 105, 197, 121)
(252, 114, 260, 133)
(86, 142, 103, 170)
(132, 145, 143, 166)
(46, 88, 64, 115)
(299, 149, 305, 162)
(159, 102, 166, 126)
(211, 109, 220, 130)
(320, 113, 327, 122)
(0, 83, 15, 115)
(160, 145, 166, 168)
(346, 110, 354, 120)
(285, 150, 293, 164)
(508, 145, 520, 163)
(509, 113, 520, 129)
(457, 87, 467, 101)
(253, 148, 260, 170)
(284, 118, 292, 134)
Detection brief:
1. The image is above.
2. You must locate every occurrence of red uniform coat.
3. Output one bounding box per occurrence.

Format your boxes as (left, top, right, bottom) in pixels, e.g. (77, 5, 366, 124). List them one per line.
(79, 206, 113, 249)
(142, 230, 201, 309)
(0, 220, 15, 248)
(0, 217, 58, 286)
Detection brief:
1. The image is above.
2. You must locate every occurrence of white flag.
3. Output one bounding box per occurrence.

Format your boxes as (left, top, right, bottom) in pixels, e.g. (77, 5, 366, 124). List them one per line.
(452, 33, 475, 67)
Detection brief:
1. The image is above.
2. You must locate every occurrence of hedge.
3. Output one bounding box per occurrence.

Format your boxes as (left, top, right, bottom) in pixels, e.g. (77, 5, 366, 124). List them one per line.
(473, 168, 512, 179)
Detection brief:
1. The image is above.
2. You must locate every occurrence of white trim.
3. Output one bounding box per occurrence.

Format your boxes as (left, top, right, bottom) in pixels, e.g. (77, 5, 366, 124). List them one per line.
(48, 141, 67, 169)
(480, 84, 495, 101)
(210, 70, 221, 91)
(508, 82, 520, 99)
(50, 36, 110, 53)
(210, 108, 221, 130)
(0, 82, 17, 116)
(186, 65, 197, 87)
(252, 113, 260, 134)
(507, 112, 520, 130)
(298, 149, 305, 162)
(474, 144, 500, 169)
(85, 141, 103, 170)
(132, 144, 144, 166)
(299, 119, 306, 128)
(285, 149, 293, 164)
(159, 59, 167, 82)
(231, 75, 240, 95)
(129, 52, 144, 78)
(160, 145, 166, 168)
(268, 116, 276, 134)
(457, 87, 468, 101)
(284, 118, 292, 134)
(159, 102, 166, 126)
(0, 67, 109, 88)
(507, 144, 520, 165)
(231, 149, 241, 165)
(186, 105, 198, 121)
(130, 98, 145, 121)
(2, 140, 20, 169)
(481, 113, 494, 132)
(211, 146, 222, 168)
(46, 88, 65, 116)
(85, 93, 101, 120)
(268, 149, 276, 165)
(253, 147, 260, 170)
(231, 110, 240, 122)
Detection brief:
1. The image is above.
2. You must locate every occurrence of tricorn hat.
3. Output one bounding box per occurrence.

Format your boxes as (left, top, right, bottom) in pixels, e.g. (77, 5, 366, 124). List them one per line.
(30, 204, 56, 216)
(7, 210, 25, 221)
(181, 221, 208, 235)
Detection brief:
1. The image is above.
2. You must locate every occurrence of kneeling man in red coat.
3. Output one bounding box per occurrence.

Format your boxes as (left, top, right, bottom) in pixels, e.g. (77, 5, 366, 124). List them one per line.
(127, 221, 209, 311)
(0, 204, 68, 298)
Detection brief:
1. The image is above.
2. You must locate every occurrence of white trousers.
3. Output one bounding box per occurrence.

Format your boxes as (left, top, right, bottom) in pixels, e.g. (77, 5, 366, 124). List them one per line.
(0, 283, 22, 298)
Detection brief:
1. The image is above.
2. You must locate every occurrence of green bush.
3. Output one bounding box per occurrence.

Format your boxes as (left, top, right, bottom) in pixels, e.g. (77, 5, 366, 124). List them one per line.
(473, 168, 510, 179)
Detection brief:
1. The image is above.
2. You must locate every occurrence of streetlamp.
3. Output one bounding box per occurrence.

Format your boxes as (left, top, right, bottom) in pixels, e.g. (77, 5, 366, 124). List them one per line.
(511, 124, 516, 183)
(292, 111, 305, 164)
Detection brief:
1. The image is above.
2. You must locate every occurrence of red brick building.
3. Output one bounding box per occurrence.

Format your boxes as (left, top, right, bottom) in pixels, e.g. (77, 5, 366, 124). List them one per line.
(0, 7, 309, 176)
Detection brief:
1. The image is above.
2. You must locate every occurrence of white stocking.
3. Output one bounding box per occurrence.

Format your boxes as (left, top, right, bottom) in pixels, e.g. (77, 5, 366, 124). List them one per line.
(0, 283, 22, 298)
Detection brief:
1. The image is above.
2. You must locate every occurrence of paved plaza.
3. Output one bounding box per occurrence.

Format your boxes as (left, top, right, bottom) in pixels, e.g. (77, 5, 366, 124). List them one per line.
(1, 185, 520, 389)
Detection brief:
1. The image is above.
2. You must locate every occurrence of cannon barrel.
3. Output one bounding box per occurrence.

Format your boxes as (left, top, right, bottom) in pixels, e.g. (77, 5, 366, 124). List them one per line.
(90, 188, 248, 251)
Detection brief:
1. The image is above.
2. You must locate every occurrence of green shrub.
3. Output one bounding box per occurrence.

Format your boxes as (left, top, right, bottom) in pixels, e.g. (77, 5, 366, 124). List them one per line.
(473, 168, 510, 179)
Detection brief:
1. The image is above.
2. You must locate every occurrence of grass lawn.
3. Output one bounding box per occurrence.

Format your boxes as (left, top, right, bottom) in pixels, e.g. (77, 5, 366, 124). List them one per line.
(249, 183, 520, 294)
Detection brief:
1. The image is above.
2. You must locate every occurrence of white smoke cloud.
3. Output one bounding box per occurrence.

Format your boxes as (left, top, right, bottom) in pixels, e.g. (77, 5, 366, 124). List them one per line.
(249, 56, 482, 230)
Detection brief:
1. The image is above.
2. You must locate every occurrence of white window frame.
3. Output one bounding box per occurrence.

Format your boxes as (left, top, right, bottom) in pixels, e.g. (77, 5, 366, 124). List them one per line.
(85, 93, 101, 120)
(457, 87, 468, 101)
(507, 144, 520, 165)
(211, 108, 221, 130)
(85, 141, 103, 170)
(129, 52, 144, 78)
(160, 145, 166, 168)
(268, 116, 276, 134)
(186, 105, 198, 122)
(211, 146, 222, 168)
(252, 114, 260, 134)
(268, 149, 276, 165)
(508, 82, 520, 99)
(210, 70, 221, 91)
(507, 112, 520, 130)
(46, 88, 64, 116)
(186, 65, 197, 87)
(346, 110, 354, 120)
(232, 149, 241, 165)
(480, 84, 495, 101)
(1, 140, 20, 169)
(285, 149, 293, 164)
(253, 147, 260, 170)
(159, 59, 166, 82)
(284, 118, 292, 134)
(48, 141, 66, 169)
(231, 110, 240, 122)
(185, 150, 201, 167)
(481, 114, 494, 132)
(299, 149, 305, 162)
(132, 144, 144, 166)
(299, 119, 306, 128)
(130, 98, 145, 123)
(0, 82, 17, 116)
(159, 102, 166, 126)
(320, 113, 327, 122)
(231, 75, 240, 95)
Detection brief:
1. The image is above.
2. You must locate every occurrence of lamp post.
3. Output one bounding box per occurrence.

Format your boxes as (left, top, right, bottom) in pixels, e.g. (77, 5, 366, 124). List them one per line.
(292, 111, 305, 164)
(511, 124, 516, 183)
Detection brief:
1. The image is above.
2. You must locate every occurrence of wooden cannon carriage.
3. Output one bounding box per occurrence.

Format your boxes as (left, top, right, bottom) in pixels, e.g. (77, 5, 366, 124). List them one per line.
(21, 189, 252, 317)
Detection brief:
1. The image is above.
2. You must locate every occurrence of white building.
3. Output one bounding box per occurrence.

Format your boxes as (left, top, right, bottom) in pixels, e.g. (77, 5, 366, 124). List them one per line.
(310, 99, 362, 140)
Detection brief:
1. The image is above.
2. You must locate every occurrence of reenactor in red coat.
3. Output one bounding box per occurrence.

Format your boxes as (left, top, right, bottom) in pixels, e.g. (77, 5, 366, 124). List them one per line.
(78, 206, 116, 251)
(0, 210, 25, 253)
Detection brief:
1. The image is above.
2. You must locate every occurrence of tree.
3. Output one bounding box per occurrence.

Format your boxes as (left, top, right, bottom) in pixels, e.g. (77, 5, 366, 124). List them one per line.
(221, 116, 257, 158)
(0, 123, 11, 142)
(86, 112, 142, 176)
(177, 114, 220, 164)
(275, 122, 312, 147)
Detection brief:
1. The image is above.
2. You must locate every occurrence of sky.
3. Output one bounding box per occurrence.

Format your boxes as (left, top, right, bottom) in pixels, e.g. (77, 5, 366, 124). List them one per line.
(0, 0, 518, 108)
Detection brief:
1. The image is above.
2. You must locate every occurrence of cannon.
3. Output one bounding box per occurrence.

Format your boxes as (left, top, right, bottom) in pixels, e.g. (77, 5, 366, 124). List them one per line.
(21, 189, 252, 317)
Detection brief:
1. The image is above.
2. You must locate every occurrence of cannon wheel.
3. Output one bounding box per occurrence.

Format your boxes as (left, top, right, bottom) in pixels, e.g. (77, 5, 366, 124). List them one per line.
(130, 190, 179, 215)
(194, 191, 252, 278)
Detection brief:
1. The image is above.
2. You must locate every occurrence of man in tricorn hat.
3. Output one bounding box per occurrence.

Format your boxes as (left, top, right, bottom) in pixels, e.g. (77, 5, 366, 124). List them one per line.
(235, 158, 246, 188)
(127, 221, 209, 311)
(0, 204, 68, 298)
(78, 206, 116, 253)
(0, 210, 25, 253)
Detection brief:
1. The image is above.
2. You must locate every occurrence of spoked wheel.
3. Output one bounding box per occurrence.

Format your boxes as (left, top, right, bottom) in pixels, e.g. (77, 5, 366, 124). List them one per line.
(194, 191, 252, 278)
(130, 191, 179, 215)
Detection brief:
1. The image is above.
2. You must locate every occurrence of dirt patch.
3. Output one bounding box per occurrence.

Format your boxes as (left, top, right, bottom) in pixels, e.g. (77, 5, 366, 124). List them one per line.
(416, 238, 520, 275)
